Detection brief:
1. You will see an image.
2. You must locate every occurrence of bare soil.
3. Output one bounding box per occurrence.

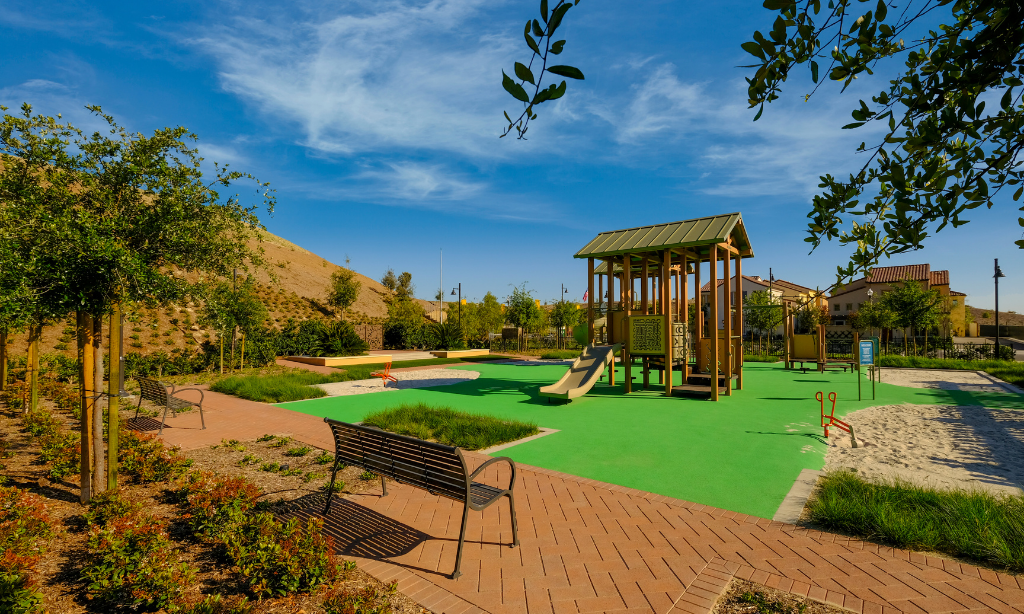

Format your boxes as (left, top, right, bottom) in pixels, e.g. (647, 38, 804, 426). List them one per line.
(0, 388, 429, 614)
(713, 578, 850, 613)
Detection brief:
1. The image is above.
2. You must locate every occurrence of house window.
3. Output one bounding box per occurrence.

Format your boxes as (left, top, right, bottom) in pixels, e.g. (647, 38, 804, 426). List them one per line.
(833, 304, 840, 311)
(846, 303, 853, 311)
(857, 303, 863, 310)
(743, 291, 748, 298)
(952, 299, 958, 306)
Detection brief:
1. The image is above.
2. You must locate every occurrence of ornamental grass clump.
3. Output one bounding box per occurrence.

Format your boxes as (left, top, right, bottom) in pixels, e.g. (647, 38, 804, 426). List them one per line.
(180, 472, 261, 540)
(1, 486, 59, 614)
(81, 511, 196, 611)
(225, 512, 341, 598)
(363, 403, 539, 450)
(119, 430, 192, 483)
(807, 471, 1024, 572)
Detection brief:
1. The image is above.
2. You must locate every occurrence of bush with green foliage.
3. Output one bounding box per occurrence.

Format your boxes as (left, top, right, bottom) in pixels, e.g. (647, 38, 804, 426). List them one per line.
(81, 511, 196, 610)
(172, 593, 252, 614)
(0, 487, 58, 614)
(225, 513, 340, 598)
(83, 490, 142, 528)
(180, 472, 262, 540)
(322, 579, 395, 614)
(808, 471, 1024, 572)
(424, 319, 465, 351)
(119, 430, 193, 483)
(363, 403, 539, 450)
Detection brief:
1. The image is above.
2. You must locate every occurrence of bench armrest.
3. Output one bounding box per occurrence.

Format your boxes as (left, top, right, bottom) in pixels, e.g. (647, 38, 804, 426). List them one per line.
(169, 387, 204, 406)
(469, 456, 516, 492)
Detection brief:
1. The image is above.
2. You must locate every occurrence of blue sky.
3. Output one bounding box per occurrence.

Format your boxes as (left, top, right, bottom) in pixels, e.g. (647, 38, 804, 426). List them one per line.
(2, 0, 1021, 310)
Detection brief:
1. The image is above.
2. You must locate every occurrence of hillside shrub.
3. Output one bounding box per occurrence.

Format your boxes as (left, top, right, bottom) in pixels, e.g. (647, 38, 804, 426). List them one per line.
(180, 472, 261, 540)
(119, 430, 192, 483)
(225, 513, 340, 598)
(81, 512, 196, 610)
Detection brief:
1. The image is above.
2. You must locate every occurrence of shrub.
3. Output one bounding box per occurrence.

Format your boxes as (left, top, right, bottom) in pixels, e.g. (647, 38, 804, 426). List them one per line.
(322, 580, 395, 614)
(284, 446, 311, 457)
(120, 430, 193, 483)
(225, 513, 340, 598)
(0, 487, 59, 614)
(172, 593, 252, 614)
(81, 512, 196, 610)
(83, 490, 142, 528)
(539, 350, 579, 360)
(180, 472, 261, 540)
(39, 430, 80, 480)
(0, 551, 43, 614)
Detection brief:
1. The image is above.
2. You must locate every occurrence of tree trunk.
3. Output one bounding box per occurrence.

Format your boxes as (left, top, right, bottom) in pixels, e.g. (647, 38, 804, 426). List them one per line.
(78, 312, 94, 504)
(230, 325, 237, 371)
(108, 306, 121, 491)
(219, 331, 225, 374)
(92, 315, 105, 494)
(240, 333, 246, 370)
(0, 329, 7, 392)
(28, 324, 41, 413)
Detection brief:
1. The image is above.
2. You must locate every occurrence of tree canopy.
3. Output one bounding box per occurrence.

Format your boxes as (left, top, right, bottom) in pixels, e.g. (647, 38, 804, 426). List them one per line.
(327, 268, 361, 320)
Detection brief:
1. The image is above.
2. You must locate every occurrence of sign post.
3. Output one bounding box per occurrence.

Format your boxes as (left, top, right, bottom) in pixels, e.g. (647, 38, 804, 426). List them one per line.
(858, 340, 875, 401)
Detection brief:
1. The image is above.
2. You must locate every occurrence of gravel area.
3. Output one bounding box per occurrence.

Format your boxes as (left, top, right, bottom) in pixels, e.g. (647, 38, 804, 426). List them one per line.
(311, 368, 480, 397)
(878, 367, 1021, 394)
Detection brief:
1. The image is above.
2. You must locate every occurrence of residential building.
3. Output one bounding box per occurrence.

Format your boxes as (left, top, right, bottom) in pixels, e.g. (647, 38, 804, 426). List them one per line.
(826, 264, 967, 336)
(700, 275, 824, 332)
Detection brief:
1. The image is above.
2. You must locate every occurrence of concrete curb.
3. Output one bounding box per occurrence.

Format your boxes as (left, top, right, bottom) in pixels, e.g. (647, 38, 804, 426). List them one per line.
(772, 468, 823, 524)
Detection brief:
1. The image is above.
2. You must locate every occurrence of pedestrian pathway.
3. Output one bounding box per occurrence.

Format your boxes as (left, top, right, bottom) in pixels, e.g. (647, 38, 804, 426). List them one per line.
(150, 390, 1024, 614)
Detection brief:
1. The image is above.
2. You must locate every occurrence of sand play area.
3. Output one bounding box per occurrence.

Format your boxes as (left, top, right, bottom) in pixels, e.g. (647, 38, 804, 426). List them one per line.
(827, 369, 1024, 494)
(309, 368, 480, 397)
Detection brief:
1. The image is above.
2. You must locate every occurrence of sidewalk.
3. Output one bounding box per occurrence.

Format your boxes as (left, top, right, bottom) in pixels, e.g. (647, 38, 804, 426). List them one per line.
(151, 390, 1024, 613)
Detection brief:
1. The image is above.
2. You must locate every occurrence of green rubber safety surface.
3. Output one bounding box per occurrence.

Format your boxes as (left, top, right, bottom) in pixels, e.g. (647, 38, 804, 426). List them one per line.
(278, 362, 1024, 519)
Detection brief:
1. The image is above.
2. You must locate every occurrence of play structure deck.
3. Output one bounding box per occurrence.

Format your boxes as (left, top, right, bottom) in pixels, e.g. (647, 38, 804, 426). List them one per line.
(573, 213, 755, 401)
(539, 344, 621, 401)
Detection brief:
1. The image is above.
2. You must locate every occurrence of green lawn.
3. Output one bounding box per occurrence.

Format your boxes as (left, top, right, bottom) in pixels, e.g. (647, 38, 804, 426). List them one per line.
(278, 361, 1024, 519)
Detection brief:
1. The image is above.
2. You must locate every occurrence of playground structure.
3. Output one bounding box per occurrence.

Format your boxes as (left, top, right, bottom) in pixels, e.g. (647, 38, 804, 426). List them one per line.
(539, 343, 621, 401)
(818, 391, 858, 447)
(575, 213, 754, 401)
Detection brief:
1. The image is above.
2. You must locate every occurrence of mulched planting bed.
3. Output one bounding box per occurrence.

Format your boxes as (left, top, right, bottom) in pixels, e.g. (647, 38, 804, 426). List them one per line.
(713, 578, 850, 613)
(0, 383, 428, 614)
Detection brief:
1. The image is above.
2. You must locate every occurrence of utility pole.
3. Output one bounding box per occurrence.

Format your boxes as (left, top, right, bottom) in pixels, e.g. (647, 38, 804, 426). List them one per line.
(995, 259, 1005, 357)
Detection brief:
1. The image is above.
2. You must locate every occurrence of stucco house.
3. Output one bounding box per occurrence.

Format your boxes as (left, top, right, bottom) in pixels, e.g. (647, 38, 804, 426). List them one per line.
(700, 275, 825, 333)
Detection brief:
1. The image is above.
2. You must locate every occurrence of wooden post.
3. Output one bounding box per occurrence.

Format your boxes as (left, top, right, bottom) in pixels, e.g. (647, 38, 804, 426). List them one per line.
(783, 303, 791, 369)
(78, 312, 94, 503)
(219, 331, 225, 374)
(108, 306, 121, 491)
(736, 254, 744, 390)
(681, 254, 690, 381)
(724, 245, 732, 396)
(623, 254, 632, 394)
(598, 270, 604, 342)
(819, 323, 826, 372)
(28, 324, 41, 413)
(710, 246, 719, 401)
(92, 316, 105, 494)
(587, 258, 595, 345)
(0, 329, 6, 392)
(641, 256, 649, 389)
(664, 248, 673, 396)
(695, 253, 703, 373)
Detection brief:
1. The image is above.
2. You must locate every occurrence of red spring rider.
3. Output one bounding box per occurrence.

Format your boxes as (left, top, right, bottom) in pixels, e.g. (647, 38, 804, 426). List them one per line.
(817, 391, 858, 448)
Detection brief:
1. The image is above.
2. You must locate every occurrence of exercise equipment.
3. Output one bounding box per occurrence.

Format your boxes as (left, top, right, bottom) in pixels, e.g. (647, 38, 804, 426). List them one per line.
(817, 391, 858, 448)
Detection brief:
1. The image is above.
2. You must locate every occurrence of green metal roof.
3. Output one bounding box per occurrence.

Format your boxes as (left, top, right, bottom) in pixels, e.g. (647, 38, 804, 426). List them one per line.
(593, 260, 694, 275)
(574, 213, 753, 260)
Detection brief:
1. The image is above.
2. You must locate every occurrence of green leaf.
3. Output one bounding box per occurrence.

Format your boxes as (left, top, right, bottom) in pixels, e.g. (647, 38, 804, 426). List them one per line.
(502, 71, 530, 102)
(548, 2, 572, 34)
(551, 40, 566, 54)
(1015, 187, 1024, 201)
(532, 20, 544, 37)
(541, 0, 548, 22)
(842, 122, 865, 129)
(810, 60, 819, 83)
(525, 32, 541, 55)
(875, 0, 887, 21)
(547, 65, 584, 79)
(741, 41, 766, 60)
(548, 80, 567, 100)
(753, 106, 763, 121)
(515, 62, 536, 85)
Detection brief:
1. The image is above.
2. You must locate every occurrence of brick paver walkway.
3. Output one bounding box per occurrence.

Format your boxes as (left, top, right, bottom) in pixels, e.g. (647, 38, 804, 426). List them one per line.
(150, 392, 1024, 614)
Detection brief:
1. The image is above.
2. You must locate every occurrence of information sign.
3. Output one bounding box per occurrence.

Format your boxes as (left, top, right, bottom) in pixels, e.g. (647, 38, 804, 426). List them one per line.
(859, 340, 875, 366)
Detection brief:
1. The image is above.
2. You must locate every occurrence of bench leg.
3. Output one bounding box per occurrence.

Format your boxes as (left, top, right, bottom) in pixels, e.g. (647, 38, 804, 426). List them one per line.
(158, 404, 170, 436)
(508, 492, 519, 548)
(380, 475, 388, 496)
(451, 502, 470, 579)
(134, 395, 143, 421)
(198, 403, 206, 430)
(323, 460, 341, 516)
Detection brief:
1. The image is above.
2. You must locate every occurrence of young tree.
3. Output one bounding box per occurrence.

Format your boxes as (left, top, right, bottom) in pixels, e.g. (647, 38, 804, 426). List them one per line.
(877, 278, 942, 353)
(550, 300, 582, 348)
(478, 292, 505, 336)
(397, 271, 415, 298)
(380, 268, 398, 293)
(327, 268, 361, 321)
(743, 290, 783, 351)
(506, 284, 540, 350)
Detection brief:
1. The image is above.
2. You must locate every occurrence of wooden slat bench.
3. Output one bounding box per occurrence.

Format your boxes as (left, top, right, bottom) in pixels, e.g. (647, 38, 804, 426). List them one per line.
(322, 418, 519, 579)
(134, 377, 206, 435)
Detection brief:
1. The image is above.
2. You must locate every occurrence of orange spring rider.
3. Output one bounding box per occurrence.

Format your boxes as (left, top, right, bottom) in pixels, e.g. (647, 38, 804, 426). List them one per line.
(817, 391, 858, 448)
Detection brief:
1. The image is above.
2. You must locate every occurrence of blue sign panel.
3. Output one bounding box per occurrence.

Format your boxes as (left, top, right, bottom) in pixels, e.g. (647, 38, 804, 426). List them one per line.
(859, 340, 875, 365)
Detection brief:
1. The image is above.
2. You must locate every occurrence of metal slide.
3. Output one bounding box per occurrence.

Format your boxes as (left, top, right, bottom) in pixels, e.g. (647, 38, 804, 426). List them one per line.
(539, 344, 621, 401)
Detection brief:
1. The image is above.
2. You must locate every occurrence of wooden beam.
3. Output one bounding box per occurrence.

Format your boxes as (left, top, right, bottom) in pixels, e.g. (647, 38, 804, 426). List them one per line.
(664, 248, 673, 397)
(623, 253, 632, 394)
(710, 246, 719, 401)
(724, 245, 733, 396)
(736, 255, 744, 390)
(694, 254, 702, 372)
(681, 253, 690, 381)
(588, 258, 595, 345)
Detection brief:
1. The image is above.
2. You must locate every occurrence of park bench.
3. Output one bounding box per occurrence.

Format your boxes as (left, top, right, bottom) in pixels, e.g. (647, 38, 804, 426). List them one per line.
(134, 377, 206, 435)
(322, 418, 519, 579)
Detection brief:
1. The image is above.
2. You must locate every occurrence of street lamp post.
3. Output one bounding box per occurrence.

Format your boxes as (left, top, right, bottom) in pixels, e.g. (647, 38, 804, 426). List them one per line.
(866, 288, 874, 338)
(450, 283, 462, 329)
(559, 284, 569, 348)
(995, 259, 1006, 358)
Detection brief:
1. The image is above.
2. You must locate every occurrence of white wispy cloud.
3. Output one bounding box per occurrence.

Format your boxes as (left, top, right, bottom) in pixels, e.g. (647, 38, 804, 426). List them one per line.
(186, 0, 522, 158)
